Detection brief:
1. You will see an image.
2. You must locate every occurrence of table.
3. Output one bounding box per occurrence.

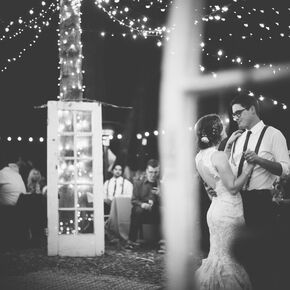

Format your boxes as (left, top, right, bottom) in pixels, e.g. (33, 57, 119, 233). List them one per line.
(105, 196, 132, 241)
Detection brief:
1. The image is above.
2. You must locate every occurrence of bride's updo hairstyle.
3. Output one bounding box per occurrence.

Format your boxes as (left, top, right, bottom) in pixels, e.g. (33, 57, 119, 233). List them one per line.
(195, 114, 223, 149)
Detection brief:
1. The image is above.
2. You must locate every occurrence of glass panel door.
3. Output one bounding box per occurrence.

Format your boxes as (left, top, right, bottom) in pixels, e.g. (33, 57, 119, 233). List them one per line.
(57, 110, 94, 236)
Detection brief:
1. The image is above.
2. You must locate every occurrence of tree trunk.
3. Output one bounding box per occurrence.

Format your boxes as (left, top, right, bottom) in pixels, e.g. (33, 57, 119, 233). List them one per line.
(59, 0, 83, 101)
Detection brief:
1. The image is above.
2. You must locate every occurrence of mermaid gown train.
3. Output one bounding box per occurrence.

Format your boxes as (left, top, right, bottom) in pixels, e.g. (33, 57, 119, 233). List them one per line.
(195, 147, 252, 290)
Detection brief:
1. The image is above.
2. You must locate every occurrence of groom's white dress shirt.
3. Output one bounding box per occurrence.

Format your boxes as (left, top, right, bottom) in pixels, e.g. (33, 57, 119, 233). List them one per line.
(230, 120, 290, 190)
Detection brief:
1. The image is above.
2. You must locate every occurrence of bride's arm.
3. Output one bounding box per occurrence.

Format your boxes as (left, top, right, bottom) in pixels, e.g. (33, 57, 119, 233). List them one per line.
(212, 151, 254, 195)
(224, 130, 244, 159)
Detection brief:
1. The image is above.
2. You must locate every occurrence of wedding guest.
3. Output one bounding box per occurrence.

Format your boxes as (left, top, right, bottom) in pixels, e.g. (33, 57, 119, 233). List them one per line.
(16, 156, 34, 187)
(103, 163, 133, 215)
(18, 168, 47, 247)
(27, 168, 43, 194)
(126, 159, 161, 249)
(0, 162, 26, 206)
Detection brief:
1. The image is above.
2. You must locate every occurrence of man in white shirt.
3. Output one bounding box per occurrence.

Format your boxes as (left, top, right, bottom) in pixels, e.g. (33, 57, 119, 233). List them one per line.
(103, 164, 133, 215)
(225, 95, 290, 290)
(0, 163, 26, 206)
(226, 95, 289, 227)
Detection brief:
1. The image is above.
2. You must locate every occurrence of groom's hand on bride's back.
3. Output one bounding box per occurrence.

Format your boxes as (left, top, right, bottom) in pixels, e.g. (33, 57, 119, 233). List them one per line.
(203, 182, 217, 199)
(207, 188, 217, 198)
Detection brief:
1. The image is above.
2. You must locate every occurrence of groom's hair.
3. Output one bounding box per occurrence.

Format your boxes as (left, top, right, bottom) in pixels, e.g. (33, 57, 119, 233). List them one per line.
(231, 94, 260, 117)
(195, 114, 223, 149)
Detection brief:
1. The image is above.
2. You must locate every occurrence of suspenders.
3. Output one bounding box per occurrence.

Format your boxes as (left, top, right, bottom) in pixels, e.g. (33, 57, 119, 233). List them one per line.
(120, 178, 125, 195)
(245, 125, 268, 189)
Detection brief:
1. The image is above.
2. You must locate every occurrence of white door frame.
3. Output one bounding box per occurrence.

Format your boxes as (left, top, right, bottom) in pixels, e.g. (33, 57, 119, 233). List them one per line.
(47, 101, 104, 256)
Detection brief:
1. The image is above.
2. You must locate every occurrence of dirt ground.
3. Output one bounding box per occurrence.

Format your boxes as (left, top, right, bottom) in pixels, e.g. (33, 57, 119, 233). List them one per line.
(0, 240, 166, 288)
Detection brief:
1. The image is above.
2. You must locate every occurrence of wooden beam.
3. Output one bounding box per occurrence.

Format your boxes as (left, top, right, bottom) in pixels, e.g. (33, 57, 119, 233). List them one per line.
(183, 63, 290, 95)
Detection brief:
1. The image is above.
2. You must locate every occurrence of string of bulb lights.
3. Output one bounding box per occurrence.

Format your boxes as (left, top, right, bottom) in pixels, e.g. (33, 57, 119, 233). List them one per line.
(0, 2, 57, 42)
(1, 1, 289, 56)
(94, 0, 232, 42)
(2, 1, 290, 44)
(94, 0, 290, 42)
(0, 1, 58, 73)
(0, 136, 45, 143)
(94, 1, 172, 47)
(0, 0, 289, 110)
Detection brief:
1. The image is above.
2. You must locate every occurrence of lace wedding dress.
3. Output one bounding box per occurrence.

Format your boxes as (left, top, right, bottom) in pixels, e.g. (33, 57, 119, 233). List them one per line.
(195, 147, 252, 290)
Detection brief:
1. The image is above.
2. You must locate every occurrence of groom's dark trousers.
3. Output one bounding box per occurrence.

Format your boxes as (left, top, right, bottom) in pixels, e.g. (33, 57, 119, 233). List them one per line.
(241, 189, 275, 229)
(237, 189, 289, 290)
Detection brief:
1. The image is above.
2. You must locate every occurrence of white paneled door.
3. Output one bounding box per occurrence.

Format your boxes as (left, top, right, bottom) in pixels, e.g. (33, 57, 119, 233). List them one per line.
(47, 101, 104, 256)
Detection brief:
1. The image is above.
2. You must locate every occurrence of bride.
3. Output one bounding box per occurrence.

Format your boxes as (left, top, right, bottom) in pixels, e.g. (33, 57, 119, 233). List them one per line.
(194, 114, 253, 290)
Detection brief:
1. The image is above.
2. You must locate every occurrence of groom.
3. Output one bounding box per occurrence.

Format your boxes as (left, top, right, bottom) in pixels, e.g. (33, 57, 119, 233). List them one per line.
(225, 95, 289, 228)
(225, 94, 290, 290)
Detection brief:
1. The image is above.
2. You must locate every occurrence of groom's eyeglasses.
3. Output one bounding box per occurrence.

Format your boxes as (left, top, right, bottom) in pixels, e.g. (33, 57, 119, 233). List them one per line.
(232, 108, 247, 121)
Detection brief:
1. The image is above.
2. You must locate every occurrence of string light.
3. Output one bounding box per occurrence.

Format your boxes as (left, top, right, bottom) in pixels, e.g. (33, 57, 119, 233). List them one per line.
(0, 2, 58, 73)
(0, 136, 45, 143)
(94, 0, 174, 46)
(202, 45, 290, 76)
(141, 138, 147, 146)
(0, 1, 56, 42)
(93, 0, 290, 42)
(236, 88, 287, 110)
(91, 0, 290, 47)
(2, 0, 289, 74)
(0, 0, 288, 113)
(93, 0, 234, 46)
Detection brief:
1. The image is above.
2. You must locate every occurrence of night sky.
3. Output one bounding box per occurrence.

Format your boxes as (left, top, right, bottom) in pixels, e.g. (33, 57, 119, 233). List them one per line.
(0, 0, 290, 173)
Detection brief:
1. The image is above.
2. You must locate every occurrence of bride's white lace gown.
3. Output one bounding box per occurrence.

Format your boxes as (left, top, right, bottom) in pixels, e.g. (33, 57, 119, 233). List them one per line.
(195, 147, 252, 290)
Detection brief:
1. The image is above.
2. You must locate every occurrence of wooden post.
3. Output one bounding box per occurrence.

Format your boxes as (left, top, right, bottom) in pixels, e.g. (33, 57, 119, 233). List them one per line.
(159, 0, 202, 289)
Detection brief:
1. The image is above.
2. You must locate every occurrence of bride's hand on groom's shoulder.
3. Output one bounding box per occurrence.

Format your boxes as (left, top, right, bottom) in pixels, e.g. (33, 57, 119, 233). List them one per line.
(225, 130, 244, 149)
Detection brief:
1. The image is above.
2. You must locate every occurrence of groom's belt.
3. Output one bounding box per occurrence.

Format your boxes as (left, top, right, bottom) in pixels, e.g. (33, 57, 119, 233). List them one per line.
(241, 189, 272, 196)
